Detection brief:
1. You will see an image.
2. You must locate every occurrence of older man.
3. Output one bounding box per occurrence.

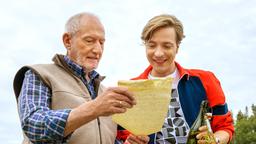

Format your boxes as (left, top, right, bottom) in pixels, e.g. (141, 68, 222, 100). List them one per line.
(13, 12, 148, 144)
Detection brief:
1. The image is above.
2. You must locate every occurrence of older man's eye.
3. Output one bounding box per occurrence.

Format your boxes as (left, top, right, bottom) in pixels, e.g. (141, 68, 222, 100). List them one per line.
(86, 40, 93, 43)
(99, 40, 105, 45)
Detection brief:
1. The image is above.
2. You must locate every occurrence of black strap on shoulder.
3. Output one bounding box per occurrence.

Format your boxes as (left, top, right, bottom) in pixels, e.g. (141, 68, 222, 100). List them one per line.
(13, 66, 30, 102)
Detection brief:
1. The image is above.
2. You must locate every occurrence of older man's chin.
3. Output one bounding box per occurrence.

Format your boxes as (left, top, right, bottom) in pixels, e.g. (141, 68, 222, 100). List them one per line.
(86, 63, 99, 72)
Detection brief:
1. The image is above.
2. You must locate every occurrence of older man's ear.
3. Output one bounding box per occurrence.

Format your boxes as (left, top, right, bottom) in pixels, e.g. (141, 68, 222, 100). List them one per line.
(63, 33, 72, 50)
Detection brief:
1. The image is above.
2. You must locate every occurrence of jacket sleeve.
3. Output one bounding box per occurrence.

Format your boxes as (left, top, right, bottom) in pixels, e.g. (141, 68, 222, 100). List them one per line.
(116, 125, 130, 142)
(200, 71, 234, 140)
(211, 111, 234, 140)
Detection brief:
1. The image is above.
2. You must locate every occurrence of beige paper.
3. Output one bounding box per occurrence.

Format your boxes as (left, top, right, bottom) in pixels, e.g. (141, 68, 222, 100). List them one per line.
(112, 78, 172, 135)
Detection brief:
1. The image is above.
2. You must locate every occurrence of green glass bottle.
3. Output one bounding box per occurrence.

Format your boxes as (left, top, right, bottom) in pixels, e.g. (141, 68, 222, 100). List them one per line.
(202, 113, 216, 144)
(186, 100, 216, 144)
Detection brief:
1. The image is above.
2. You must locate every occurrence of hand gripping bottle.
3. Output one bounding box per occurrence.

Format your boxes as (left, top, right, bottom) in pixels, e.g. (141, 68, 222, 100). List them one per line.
(186, 100, 216, 144)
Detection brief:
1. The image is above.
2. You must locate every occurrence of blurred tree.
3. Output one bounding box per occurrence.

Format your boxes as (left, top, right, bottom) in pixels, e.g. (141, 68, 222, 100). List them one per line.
(232, 104, 256, 144)
(237, 110, 245, 121)
(252, 104, 256, 117)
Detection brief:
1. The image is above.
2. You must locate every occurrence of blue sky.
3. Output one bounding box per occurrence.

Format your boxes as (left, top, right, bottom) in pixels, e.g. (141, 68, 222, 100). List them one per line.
(0, 0, 255, 143)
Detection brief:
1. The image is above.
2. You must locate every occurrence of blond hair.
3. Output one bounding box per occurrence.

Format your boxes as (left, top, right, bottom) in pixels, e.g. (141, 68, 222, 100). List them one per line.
(141, 14, 185, 44)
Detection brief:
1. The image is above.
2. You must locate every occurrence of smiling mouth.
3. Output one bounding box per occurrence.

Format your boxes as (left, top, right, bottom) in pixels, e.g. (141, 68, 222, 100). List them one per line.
(154, 59, 166, 64)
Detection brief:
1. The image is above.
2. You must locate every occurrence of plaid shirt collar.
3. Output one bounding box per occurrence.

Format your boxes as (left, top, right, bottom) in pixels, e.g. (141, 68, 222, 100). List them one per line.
(63, 55, 99, 81)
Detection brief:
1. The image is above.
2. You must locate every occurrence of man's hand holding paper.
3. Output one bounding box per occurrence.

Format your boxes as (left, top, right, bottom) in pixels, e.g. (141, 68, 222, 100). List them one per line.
(112, 78, 172, 135)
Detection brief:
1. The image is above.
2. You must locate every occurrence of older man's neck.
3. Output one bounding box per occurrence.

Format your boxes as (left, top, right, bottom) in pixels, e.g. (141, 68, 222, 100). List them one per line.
(84, 72, 91, 82)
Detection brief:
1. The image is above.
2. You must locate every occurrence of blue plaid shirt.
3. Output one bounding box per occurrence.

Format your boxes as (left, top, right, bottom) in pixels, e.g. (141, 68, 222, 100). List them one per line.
(18, 56, 99, 143)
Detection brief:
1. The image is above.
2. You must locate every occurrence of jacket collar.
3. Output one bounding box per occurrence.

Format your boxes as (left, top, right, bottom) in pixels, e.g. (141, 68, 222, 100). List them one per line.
(52, 54, 105, 81)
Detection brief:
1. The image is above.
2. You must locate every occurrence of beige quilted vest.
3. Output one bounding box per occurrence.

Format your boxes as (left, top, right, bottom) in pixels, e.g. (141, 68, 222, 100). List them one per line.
(13, 54, 117, 144)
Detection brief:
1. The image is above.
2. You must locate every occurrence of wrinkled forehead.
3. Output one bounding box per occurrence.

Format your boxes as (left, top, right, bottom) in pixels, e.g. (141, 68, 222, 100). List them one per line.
(75, 16, 105, 39)
(80, 15, 104, 30)
(66, 14, 105, 36)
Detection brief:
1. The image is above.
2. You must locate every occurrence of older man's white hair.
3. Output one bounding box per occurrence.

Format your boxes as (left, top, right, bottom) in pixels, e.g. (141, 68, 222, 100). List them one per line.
(64, 12, 100, 35)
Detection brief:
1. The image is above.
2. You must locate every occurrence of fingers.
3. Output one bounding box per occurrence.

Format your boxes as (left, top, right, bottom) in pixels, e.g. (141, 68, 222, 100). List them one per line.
(196, 131, 208, 140)
(94, 86, 137, 116)
(126, 135, 139, 144)
(111, 93, 135, 107)
(196, 125, 208, 139)
(126, 134, 149, 144)
(137, 135, 150, 143)
(197, 138, 216, 144)
(108, 87, 136, 105)
(118, 100, 133, 109)
(197, 139, 209, 144)
(111, 106, 127, 114)
(97, 100, 127, 115)
(111, 100, 133, 109)
(196, 126, 216, 144)
(198, 125, 207, 132)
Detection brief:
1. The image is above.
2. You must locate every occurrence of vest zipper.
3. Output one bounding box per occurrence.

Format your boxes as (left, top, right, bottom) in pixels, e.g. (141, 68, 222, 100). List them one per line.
(97, 118, 102, 144)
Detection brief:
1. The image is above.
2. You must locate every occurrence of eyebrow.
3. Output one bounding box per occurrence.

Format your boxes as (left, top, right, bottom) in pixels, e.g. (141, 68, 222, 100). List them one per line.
(163, 42, 174, 46)
(82, 35, 105, 41)
(147, 41, 175, 45)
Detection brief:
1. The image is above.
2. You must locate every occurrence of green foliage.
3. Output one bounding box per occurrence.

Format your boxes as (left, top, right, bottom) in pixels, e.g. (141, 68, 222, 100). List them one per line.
(231, 104, 256, 144)
(252, 104, 256, 116)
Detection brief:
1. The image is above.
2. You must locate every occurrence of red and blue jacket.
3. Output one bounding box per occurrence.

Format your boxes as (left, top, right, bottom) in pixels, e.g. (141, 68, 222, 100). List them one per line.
(117, 62, 234, 143)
